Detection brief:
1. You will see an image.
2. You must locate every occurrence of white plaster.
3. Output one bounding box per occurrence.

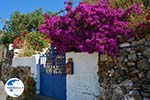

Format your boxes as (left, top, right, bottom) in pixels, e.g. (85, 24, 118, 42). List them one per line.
(66, 52, 99, 100)
(12, 55, 39, 77)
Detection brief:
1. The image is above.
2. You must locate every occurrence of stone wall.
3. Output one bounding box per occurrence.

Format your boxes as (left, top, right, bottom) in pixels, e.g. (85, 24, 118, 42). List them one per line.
(98, 37, 150, 100)
(66, 52, 99, 100)
(0, 50, 14, 81)
(0, 66, 32, 100)
(1, 66, 31, 83)
(0, 45, 4, 62)
(0, 50, 36, 100)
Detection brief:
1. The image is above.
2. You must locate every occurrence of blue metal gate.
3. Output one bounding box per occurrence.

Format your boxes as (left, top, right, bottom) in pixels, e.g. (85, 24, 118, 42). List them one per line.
(39, 46, 66, 100)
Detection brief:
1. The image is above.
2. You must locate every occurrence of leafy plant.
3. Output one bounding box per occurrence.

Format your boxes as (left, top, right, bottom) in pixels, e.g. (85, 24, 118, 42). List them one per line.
(82, 0, 99, 4)
(12, 31, 27, 49)
(23, 77, 36, 100)
(0, 30, 16, 47)
(25, 32, 50, 51)
(17, 40, 36, 57)
(143, 0, 150, 8)
(111, 0, 143, 8)
(0, 31, 3, 44)
(13, 31, 50, 57)
(111, 0, 150, 37)
(1, 9, 46, 48)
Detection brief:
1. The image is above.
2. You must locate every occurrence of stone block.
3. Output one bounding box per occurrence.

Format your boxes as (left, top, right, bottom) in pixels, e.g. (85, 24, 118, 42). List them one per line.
(127, 62, 136, 66)
(119, 79, 133, 89)
(128, 54, 137, 61)
(145, 42, 150, 46)
(130, 90, 142, 100)
(131, 39, 146, 46)
(143, 48, 150, 57)
(100, 54, 108, 62)
(119, 43, 130, 48)
(138, 72, 145, 78)
(146, 71, 150, 79)
(137, 59, 150, 70)
(127, 37, 135, 42)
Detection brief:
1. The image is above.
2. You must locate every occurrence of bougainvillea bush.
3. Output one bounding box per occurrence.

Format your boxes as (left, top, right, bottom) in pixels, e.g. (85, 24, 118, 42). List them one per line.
(39, 0, 143, 56)
(110, 0, 150, 37)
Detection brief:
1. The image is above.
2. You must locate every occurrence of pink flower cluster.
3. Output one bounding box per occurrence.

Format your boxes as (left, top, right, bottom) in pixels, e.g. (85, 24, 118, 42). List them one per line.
(39, 0, 143, 56)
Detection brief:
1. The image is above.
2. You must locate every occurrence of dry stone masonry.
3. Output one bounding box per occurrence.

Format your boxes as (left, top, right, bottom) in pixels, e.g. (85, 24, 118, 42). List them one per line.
(0, 50, 35, 100)
(1, 66, 32, 100)
(98, 36, 150, 100)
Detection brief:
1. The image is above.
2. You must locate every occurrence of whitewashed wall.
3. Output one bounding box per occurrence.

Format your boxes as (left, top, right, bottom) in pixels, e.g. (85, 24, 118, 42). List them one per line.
(12, 54, 39, 78)
(12, 54, 40, 94)
(66, 52, 99, 100)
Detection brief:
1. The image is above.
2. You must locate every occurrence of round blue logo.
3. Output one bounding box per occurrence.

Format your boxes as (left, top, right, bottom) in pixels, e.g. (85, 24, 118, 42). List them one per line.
(5, 78, 24, 97)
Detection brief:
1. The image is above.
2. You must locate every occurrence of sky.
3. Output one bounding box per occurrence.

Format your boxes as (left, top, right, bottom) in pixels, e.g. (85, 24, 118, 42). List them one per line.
(0, 0, 80, 30)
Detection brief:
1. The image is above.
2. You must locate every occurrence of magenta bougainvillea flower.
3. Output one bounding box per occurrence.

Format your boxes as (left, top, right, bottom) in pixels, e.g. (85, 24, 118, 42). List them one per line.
(39, 0, 143, 56)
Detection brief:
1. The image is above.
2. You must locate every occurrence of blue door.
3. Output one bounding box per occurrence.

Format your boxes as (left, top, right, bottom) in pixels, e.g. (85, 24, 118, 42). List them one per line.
(39, 46, 66, 100)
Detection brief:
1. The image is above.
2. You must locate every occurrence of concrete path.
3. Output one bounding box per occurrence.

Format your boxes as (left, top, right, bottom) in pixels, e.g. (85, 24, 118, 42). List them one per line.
(36, 96, 58, 100)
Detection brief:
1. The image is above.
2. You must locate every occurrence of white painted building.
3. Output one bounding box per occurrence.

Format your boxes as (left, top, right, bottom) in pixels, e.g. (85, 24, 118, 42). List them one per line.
(12, 51, 100, 100)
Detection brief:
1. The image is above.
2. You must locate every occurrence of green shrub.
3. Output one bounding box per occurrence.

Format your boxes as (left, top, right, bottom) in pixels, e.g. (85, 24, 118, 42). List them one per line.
(13, 31, 50, 57)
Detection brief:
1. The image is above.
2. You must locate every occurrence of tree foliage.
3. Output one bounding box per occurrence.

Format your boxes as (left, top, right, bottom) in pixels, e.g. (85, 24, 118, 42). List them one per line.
(7, 9, 44, 33)
(1, 9, 45, 47)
